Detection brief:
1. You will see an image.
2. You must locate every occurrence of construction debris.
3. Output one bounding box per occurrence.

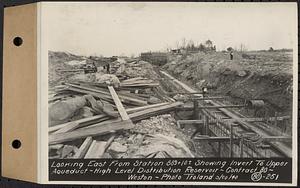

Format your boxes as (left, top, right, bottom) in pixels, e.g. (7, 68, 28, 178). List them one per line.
(49, 58, 191, 159)
(49, 49, 293, 159)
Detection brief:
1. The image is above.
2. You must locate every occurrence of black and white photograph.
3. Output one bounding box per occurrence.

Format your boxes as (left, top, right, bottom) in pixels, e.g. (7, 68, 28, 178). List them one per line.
(47, 2, 296, 159)
(43, 2, 297, 185)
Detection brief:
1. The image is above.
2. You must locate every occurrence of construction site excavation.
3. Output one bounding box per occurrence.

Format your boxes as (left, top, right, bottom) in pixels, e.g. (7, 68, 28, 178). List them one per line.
(48, 47, 294, 159)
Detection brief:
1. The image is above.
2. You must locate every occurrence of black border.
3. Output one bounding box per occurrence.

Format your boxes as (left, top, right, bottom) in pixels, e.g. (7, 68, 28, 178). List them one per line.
(0, 0, 298, 187)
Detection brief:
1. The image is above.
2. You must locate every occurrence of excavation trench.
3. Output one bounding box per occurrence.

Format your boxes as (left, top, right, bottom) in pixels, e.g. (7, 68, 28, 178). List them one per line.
(155, 66, 292, 158)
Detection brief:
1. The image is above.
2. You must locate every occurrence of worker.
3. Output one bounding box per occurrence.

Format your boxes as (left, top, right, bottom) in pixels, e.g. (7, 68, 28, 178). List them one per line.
(106, 63, 110, 73)
(230, 51, 233, 60)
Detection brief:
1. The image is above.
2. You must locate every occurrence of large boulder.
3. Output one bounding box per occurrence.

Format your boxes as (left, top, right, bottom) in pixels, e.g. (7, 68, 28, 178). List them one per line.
(49, 96, 87, 126)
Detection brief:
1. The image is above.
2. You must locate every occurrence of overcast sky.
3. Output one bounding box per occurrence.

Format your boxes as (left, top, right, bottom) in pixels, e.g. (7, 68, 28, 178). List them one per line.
(41, 2, 297, 57)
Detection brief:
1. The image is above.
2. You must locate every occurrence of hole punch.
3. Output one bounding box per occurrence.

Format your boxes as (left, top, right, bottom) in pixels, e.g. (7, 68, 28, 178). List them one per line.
(13, 37, 23, 46)
(12, 139, 21, 149)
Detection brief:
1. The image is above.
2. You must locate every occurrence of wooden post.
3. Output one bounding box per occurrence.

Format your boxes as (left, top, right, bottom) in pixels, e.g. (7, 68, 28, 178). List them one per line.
(230, 123, 233, 158)
(204, 115, 209, 135)
(240, 136, 244, 158)
(193, 100, 199, 119)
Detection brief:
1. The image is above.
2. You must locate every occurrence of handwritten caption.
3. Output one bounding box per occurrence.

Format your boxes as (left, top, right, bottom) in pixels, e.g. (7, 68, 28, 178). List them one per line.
(49, 158, 292, 183)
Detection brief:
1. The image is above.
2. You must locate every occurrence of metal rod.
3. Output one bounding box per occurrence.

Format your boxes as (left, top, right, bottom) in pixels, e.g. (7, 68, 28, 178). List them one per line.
(218, 141, 221, 157)
(230, 124, 233, 158)
(240, 136, 244, 158)
(204, 116, 209, 135)
(193, 100, 199, 119)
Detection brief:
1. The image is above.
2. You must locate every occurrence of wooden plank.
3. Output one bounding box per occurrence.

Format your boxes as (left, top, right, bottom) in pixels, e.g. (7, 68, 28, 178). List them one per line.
(84, 140, 107, 159)
(54, 122, 80, 134)
(49, 120, 133, 145)
(121, 77, 145, 83)
(199, 105, 245, 109)
(49, 144, 63, 150)
(104, 135, 116, 152)
(129, 101, 183, 122)
(73, 137, 93, 159)
(120, 83, 159, 87)
(49, 102, 171, 133)
(167, 92, 205, 95)
(126, 102, 169, 113)
(108, 86, 130, 120)
(194, 136, 237, 142)
(192, 97, 224, 100)
(49, 114, 108, 133)
(177, 105, 245, 110)
(65, 83, 147, 106)
(160, 71, 200, 94)
(79, 102, 182, 130)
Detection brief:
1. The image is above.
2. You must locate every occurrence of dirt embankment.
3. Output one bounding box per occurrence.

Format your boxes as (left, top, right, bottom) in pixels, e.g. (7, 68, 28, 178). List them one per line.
(48, 51, 86, 87)
(163, 50, 293, 116)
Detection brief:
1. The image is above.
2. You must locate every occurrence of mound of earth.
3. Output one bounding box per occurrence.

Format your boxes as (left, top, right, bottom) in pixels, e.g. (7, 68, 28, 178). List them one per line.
(163, 50, 293, 115)
(48, 51, 86, 87)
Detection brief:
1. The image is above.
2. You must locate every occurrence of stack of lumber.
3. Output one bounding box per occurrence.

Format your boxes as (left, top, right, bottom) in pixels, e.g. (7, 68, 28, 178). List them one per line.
(120, 77, 159, 89)
(49, 84, 183, 159)
(64, 82, 148, 106)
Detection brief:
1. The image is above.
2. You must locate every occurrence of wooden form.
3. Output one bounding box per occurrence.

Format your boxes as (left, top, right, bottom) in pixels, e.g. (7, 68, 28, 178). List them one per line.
(194, 135, 292, 142)
(177, 116, 291, 126)
(160, 70, 292, 158)
(208, 100, 292, 158)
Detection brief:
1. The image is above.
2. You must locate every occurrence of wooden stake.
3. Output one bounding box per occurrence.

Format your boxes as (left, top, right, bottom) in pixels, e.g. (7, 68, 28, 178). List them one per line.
(230, 123, 233, 158)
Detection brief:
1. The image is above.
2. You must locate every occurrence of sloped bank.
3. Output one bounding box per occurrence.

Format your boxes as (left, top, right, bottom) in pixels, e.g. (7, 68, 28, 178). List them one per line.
(163, 51, 293, 117)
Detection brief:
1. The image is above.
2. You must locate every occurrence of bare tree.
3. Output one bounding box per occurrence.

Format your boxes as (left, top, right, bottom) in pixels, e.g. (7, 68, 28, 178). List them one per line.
(175, 40, 180, 49)
(240, 43, 247, 52)
(227, 47, 233, 52)
(181, 38, 187, 49)
(187, 40, 195, 50)
(205, 39, 213, 48)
